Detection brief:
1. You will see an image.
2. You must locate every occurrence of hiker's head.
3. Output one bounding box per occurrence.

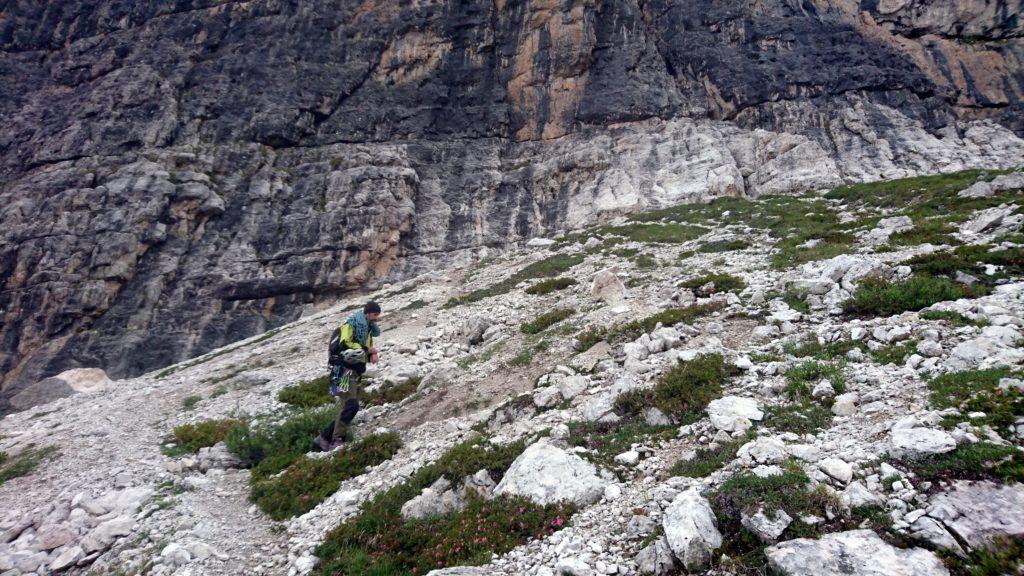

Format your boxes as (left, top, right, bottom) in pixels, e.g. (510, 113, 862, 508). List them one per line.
(364, 301, 382, 322)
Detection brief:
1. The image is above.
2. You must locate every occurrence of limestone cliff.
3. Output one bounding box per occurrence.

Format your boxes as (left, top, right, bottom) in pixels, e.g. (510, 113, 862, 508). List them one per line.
(1, 0, 1022, 409)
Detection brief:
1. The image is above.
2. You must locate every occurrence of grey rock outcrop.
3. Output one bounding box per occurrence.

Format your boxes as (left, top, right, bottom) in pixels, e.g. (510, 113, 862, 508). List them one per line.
(766, 529, 949, 576)
(662, 489, 722, 571)
(2, 0, 1024, 412)
(927, 481, 1024, 549)
(494, 441, 608, 506)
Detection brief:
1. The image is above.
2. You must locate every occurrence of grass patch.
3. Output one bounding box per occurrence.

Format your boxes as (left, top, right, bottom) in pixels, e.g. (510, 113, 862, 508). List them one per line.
(504, 348, 533, 368)
(226, 406, 336, 480)
(920, 310, 989, 327)
(165, 419, 245, 456)
(784, 360, 846, 398)
(615, 354, 737, 425)
(843, 276, 979, 317)
(888, 218, 960, 247)
(457, 342, 504, 369)
(763, 401, 834, 435)
(596, 222, 705, 244)
(524, 277, 577, 295)
(521, 308, 575, 335)
(574, 302, 723, 352)
(679, 272, 747, 294)
(698, 239, 752, 253)
(401, 299, 429, 311)
(0, 446, 59, 486)
(896, 442, 1024, 484)
(445, 254, 584, 307)
(929, 368, 1022, 434)
(312, 436, 575, 575)
(782, 287, 811, 314)
(669, 437, 745, 478)
(634, 254, 659, 269)
(783, 336, 864, 361)
(181, 395, 201, 411)
(709, 461, 841, 574)
(906, 245, 1024, 288)
(567, 421, 676, 469)
(870, 339, 918, 366)
(364, 378, 421, 406)
(278, 376, 332, 408)
(251, 432, 402, 520)
(943, 536, 1024, 576)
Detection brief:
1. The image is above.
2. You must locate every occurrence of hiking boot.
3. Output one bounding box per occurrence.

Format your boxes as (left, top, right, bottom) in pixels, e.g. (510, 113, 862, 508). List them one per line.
(313, 434, 331, 452)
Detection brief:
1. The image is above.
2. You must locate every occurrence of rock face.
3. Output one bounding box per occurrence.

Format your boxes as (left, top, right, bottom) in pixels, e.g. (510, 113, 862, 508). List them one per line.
(766, 529, 950, 576)
(662, 489, 723, 571)
(2, 0, 1024, 410)
(494, 441, 608, 506)
(927, 481, 1024, 549)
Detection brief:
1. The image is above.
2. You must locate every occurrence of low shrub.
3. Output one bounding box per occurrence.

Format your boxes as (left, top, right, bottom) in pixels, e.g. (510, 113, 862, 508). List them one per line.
(445, 254, 584, 307)
(181, 395, 201, 411)
(567, 421, 676, 468)
(764, 401, 833, 435)
(781, 287, 811, 314)
(897, 442, 1024, 484)
(679, 272, 747, 294)
(0, 446, 58, 486)
(920, 310, 988, 327)
(634, 254, 659, 269)
(929, 368, 1022, 434)
(615, 354, 737, 425)
(278, 375, 332, 408)
(612, 302, 724, 344)
(524, 277, 577, 295)
(167, 419, 245, 456)
(669, 438, 745, 478)
(226, 406, 336, 480)
(943, 536, 1024, 576)
(313, 436, 575, 575)
(870, 339, 918, 366)
(843, 276, 978, 317)
(698, 239, 751, 253)
(521, 308, 575, 335)
(364, 377, 421, 406)
(783, 336, 863, 361)
(251, 432, 402, 520)
(784, 360, 846, 398)
(596, 222, 705, 244)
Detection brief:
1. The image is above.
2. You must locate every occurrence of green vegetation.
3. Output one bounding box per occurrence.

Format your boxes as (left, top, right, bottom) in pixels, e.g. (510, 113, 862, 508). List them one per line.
(928, 368, 1023, 434)
(0, 446, 58, 486)
(871, 339, 918, 366)
(633, 254, 659, 269)
(457, 343, 504, 369)
(313, 436, 575, 576)
(679, 272, 747, 294)
(574, 302, 723, 352)
(888, 218, 959, 247)
(251, 433, 402, 520)
(165, 419, 245, 457)
(783, 336, 864, 361)
(698, 239, 751, 253)
(920, 310, 988, 327)
(278, 376, 420, 409)
(897, 442, 1024, 484)
(520, 308, 576, 335)
(595, 222, 705, 244)
(445, 254, 585, 307)
(504, 348, 533, 368)
(615, 354, 737, 426)
(764, 401, 834, 435)
(709, 461, 840, 574)
(843, 276, 979, 317)
(782, 287, 811, 314)
(906, 245, 1024, 288)
(181, 395, 201, 411)
(524, 277, 577, 295)
(401, 299, 429, 311)
(764, 360, 843, 435)
(669, 437, 745, 478)
(278, 376, 332, 408)
(226, 406, 336, 480)
(944, 536, 1024, 576)
(567, 421, 675, 469)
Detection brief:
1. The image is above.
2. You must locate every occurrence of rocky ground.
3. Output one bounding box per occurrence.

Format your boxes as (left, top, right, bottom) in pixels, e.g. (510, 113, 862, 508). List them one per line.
(2, 168, 1024, 576)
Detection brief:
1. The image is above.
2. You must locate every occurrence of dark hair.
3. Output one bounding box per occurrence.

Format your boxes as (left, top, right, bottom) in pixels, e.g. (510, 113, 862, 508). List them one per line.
(364, 301, 382, 314)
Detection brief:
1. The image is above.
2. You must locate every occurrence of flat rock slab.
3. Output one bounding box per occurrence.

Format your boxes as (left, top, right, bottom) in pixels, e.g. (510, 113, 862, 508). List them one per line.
(766, 529, 949, 576)
(928, 481, 1024, 549)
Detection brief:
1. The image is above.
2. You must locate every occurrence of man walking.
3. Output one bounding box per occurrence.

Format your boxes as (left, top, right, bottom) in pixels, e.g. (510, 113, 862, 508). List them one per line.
(315, 301, 381, 451)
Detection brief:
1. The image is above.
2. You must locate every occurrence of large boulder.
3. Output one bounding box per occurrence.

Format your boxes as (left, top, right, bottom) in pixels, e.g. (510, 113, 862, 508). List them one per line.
(889, 428, 956, 458)
(766, 529, 949, 576)
(9, 368, 112, 411)
(494, 441, 608, 506)
(591, 268, 626, 305)
(927, 481, 1024, 549)
(662, 488, 722, 571)
(706, 396, 763, 434)
(401, 477, 467, 520)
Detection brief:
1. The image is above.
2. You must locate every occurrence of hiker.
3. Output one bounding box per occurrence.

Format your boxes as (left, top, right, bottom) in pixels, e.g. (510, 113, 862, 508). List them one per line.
(315, 301, 381, 451)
